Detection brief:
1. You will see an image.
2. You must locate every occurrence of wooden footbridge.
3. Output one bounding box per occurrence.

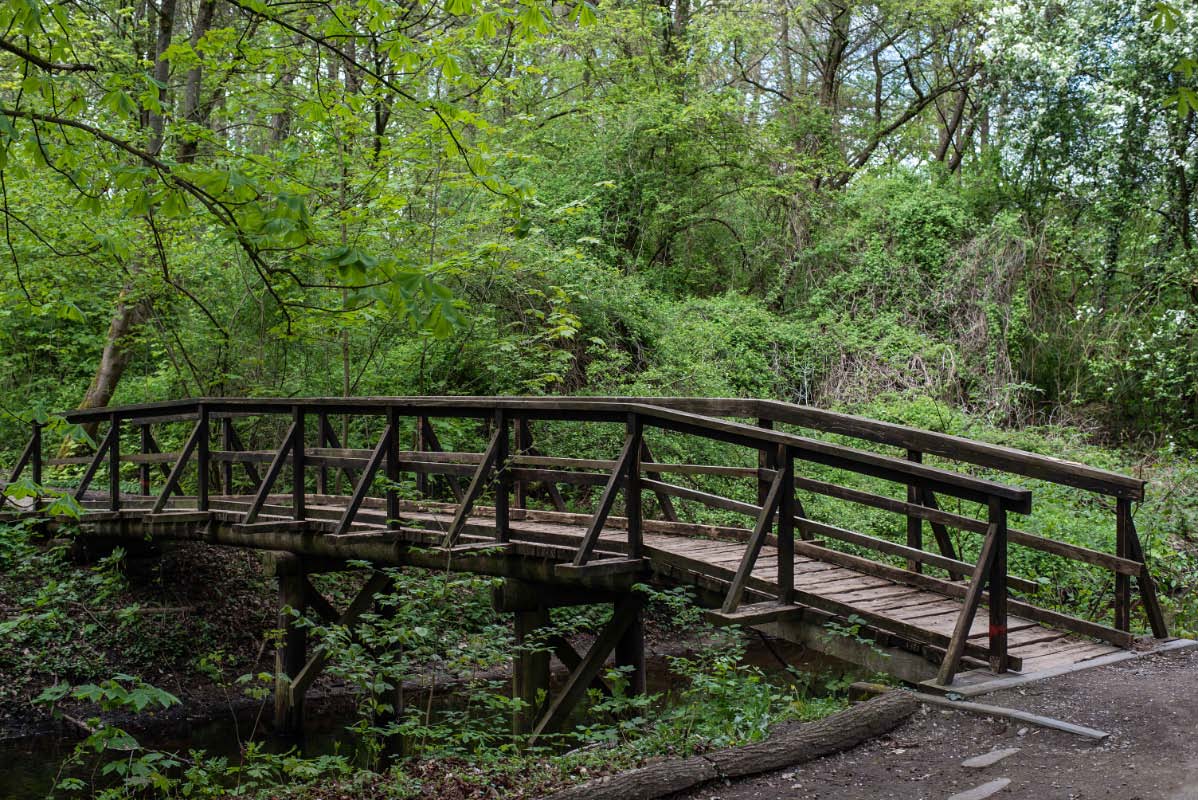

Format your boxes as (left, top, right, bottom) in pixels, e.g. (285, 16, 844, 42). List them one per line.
(0, 396, 1177, 739)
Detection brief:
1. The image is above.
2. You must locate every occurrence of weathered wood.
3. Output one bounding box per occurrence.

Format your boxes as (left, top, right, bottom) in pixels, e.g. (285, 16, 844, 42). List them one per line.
(335, 425, 393, 535)
(1125, 514, 1168, 638)
(905, 450, 922, 572)
(791, 473, 1139, 576)
(572, 433, 637, 566)
(541, 690, 918, 800)
(222, 424, 263, 490)
(72, 424, 117, 502)
(722, 468, 785, 614)
(936, 520, 1001, 685)
(639, 440, 678, 522)
(150, 420, 204, 514)
(987, 499, 1009, 673)
(290, 571, 392, 701)
(909, 692, 1109, 741)
(275, 560, 307, 736)
(442, 425, 504, 548)
(555, 557, 648, 578)
(789, 539, 1133, 648)
(1115, 498, 1131, 632)
(529, 594, 643, 744)
(513, 603, 551, 735)
(243, 423, 296, 525)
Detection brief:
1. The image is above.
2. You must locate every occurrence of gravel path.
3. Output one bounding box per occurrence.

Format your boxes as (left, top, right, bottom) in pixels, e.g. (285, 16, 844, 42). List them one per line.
(678, 646, 1198, 800)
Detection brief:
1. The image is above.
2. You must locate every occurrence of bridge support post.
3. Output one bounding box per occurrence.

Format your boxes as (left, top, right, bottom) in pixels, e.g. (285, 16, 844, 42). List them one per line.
(614, 601, 646, 697)
(272, 553, 308, 739)
(513, 604, 551, 736)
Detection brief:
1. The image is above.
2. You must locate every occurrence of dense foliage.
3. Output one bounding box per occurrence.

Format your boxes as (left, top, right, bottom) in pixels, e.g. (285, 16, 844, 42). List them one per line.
(0, 0, 1197, 796)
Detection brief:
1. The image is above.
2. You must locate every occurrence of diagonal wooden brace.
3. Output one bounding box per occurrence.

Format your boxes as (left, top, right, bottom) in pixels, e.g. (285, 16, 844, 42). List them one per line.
(443, 426, 504, 548)
(150, 420, 205, 513)
(572, 433, 637, 566)
(335, 425, 393, 535)
(529, 594, 643, 744)
(722, 466, 786, 614)
(243, 422, 297, 524)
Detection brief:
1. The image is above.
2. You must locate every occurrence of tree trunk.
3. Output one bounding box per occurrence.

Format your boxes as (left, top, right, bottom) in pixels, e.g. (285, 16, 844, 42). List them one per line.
(540, 691, 917, 800)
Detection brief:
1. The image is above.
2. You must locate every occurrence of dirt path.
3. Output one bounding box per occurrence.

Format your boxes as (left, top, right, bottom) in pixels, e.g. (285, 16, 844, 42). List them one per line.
(677, 646, 1198, 800)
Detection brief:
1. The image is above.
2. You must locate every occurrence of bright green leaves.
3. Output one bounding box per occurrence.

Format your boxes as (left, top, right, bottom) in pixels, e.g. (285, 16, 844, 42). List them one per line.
(321, 245, 465, 338)
(570, 1, 597, 26)
(1168, 86, 1198, 118)
(99, 89, 137, 119)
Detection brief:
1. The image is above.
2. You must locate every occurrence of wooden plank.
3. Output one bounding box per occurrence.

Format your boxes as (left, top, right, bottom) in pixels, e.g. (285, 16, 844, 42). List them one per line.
(643, 544, 1014, 667)
(334, 425, 393, 535)
(1126, 514, 1168, 638)
(790, 539, 1134, 648)
(910, 692, 1111, 740)
(149, 421, 205, 514)
(555, 558, 648, 578)
(607, 396, 1143, 500)
(242, 424, 296, 525)
(290, 571, 393, 699)
(705, 602, 806, 627)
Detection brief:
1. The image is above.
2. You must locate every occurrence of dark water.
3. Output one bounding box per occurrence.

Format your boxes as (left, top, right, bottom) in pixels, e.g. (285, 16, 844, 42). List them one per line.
(0, 639, 852, 799)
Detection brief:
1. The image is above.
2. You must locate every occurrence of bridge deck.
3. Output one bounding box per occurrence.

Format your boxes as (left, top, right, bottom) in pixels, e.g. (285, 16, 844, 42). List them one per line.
(5, 395, 1174, 694)
(72, 492, 1127, 682)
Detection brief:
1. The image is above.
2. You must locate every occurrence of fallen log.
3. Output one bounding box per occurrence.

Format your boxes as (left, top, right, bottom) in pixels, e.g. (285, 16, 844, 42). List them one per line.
(540, 690, 917, 800)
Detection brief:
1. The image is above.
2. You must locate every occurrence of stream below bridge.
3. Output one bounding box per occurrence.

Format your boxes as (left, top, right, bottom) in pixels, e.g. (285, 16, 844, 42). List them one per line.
(0, 638, 857, 798)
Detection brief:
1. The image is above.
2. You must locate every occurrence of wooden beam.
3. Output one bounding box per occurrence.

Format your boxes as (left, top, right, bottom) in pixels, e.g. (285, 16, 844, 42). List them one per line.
(335, 425, 393, 535)
(290, 571, 392, 701)
(443, 426, 504, 548)
(150, 420, 204, 514)
(72, 425, 117, 502)
(572, 433, 637, 566)
(1125, 512, 1168, 638)
(722, 467, 785, 614)
(243, 423, 296, 525)
(529, 595, 643, 744)
(936, 520, 1002, 685)
(640, 440, 678, 522)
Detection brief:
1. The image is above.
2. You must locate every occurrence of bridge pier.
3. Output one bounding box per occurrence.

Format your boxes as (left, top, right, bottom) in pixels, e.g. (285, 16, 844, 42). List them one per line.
(493, 579, 647, 741)
(272, 554, 309, 739)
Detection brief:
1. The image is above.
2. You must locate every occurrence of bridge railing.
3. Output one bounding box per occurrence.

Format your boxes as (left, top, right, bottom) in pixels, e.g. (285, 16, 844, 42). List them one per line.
(0, 395, 1157, 683)
(578, 397, 1163, 643)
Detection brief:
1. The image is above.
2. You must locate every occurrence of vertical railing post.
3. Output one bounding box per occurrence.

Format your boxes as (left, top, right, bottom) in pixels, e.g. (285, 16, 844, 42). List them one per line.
(197, 404, 210, 512)
(777, 445, 794, 604)
(316, 411, 329, 496)
(626, 413, 643, 558)
(515, 418, 531, 510)
(756, 418, 774, 506)
(494, 409, 510, 542)
(906, 449, 923, 572)
(220, 417, 234, 495)
(108, 412, 121, 511)
(30, 421, 42, 487)
(291, 406, 305, 520)
(413, 415, 428, 499)
(386, 407, 400, 530)
(1115, 498, 1132, 632)
(139, 424, 152, 496)
(987, 496, 1009, 673)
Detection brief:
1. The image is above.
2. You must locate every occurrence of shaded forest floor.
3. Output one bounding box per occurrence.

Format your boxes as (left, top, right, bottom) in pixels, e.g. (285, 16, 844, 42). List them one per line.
(679, 647, 1198, 800)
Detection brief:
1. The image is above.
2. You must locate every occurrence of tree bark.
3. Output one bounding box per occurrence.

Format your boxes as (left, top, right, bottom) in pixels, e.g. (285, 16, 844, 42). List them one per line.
(540, 691, 917, 800)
